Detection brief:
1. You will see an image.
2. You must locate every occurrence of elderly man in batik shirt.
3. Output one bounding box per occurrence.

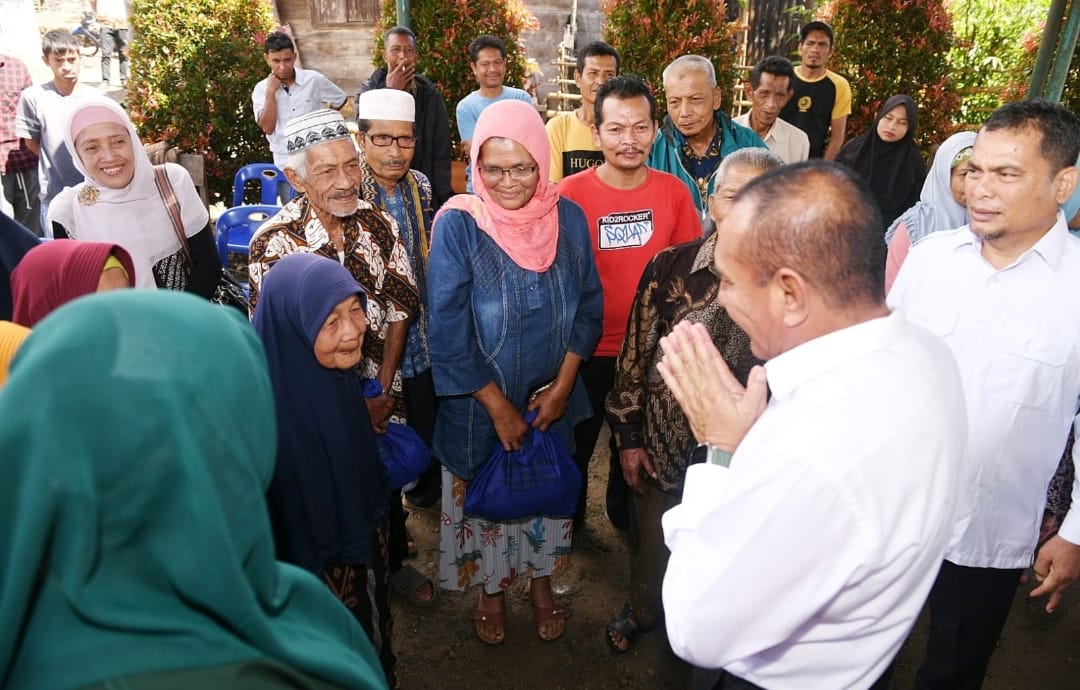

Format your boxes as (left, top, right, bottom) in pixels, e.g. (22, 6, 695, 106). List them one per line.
(602, 148, 783, 654)
(249, 108, 418, 430)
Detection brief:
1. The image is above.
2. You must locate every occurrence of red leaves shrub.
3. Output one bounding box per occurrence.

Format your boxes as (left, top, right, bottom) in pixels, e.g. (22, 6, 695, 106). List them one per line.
(374, 0, 539, 156)
(601, 0, 739, 117)
(823, 0, 961, 151)
(127, 0, 275, 203)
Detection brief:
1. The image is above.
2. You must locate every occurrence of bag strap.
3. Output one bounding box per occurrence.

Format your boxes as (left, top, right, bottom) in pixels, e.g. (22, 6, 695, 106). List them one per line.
(407, 173, 430, 262)
(153, 165, 192, 263)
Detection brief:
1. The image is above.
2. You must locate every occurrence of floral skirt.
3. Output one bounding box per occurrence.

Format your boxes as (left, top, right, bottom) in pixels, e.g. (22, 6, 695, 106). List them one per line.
(438, 466, 572, 595)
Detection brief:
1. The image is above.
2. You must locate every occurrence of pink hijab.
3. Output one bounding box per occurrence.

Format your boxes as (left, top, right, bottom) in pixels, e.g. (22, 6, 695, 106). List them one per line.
(436, 100, 560, 271)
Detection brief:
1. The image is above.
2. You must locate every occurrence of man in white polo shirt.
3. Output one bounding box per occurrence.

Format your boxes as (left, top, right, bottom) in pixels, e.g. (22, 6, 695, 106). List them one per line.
(890, 98, 1080, 690)
(659, 161, 966, 690)
(734, 56, 809, 165)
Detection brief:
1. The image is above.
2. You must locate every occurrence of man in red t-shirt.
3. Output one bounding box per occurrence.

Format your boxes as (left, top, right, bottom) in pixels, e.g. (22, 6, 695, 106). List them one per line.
(558, 75, 700, 532)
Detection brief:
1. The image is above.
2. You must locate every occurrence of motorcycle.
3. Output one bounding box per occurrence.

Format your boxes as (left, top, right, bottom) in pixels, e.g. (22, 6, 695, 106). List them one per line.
(72, 11, 101, 58)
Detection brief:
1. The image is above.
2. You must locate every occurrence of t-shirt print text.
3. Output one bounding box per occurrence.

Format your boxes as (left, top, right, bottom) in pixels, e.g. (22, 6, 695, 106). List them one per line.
(598, 210, 655, 250)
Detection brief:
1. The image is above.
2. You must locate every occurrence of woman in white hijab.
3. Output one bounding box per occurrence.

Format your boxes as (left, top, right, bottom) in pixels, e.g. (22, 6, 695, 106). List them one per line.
(883, 130, 976, 292)
(47, 99, 220, 296)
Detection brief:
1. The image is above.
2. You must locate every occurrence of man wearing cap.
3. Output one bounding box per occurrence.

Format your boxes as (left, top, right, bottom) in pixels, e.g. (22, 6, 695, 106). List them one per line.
(357, 27, 453, 208)
(355, 89, 440, 543)
(252, 31, 348, 169)
(249, 109, 418, 442)
(778, 21, 852, 160)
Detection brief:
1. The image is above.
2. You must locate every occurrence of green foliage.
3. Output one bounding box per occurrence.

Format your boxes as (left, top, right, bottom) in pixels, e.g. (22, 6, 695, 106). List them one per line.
(127, 0, 274, 203)
(1064, 39, 1080, 117)
(946, 0, 1047, 124)
(374, 0, 538, 157)
(825, 0, 961, 151)
(601, 0, 739, 117)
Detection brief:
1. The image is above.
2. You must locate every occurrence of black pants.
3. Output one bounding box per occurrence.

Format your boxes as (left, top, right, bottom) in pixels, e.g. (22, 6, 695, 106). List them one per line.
(571, 356, 628, 528)
(914, 560, 1022, 690)
(627, 482, 680, 629)
(403, 369, 440, 505)
(701, 662, 895, 690)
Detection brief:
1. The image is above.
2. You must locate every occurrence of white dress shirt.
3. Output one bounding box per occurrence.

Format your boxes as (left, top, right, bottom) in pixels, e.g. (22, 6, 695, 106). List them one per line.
(733, 112, 810, 164)
(663, 311, 966, 690)
(252, 67, 348, 166)
(889, 214, 1080, 569)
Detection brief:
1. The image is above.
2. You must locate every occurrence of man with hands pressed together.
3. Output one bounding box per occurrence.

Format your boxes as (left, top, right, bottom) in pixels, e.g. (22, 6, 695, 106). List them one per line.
(659, 161, 966, 690)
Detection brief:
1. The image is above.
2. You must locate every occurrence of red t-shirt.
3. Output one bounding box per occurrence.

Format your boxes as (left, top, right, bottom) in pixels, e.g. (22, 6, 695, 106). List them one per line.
(558, 167, 701, 357)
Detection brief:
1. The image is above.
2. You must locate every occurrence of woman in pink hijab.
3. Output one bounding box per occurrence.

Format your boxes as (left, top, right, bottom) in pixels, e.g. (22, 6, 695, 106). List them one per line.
(428, 100, 603, 645)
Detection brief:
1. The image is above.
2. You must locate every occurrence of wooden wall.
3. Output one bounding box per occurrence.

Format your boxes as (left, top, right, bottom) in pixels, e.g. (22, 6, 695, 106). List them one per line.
(274, 0, 380, 110)
(272, 0, 607, 115)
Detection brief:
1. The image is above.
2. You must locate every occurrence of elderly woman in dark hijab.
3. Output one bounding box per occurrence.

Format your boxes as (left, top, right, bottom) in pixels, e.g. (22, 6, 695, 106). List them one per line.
(252, 252, 396, 687)
(0, 290, 386, 689)
(837, 94, 927, 229)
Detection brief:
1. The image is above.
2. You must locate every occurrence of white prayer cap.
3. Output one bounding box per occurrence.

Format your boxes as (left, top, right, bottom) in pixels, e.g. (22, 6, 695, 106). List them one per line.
(283, 109, 351, 153)
(355, 89, 415, 123)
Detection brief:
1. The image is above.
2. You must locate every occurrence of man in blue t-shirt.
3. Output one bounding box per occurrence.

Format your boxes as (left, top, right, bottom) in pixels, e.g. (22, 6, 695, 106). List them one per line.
(455, 35, 532, 192)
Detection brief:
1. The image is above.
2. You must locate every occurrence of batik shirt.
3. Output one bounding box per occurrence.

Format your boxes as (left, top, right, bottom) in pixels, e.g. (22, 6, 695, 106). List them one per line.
(605, 233, 759, 494)
(249, 195, 419, 418)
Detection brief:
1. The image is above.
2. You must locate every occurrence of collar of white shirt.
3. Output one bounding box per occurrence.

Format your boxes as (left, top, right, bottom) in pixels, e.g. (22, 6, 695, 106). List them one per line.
(949, 210, 1069, 272)
(764, 311, 902, 401)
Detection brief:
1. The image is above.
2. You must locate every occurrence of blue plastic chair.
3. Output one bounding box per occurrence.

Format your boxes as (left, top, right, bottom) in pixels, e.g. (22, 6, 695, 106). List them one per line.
(216, 204, 280, 268)
(232, 163, 294, 207)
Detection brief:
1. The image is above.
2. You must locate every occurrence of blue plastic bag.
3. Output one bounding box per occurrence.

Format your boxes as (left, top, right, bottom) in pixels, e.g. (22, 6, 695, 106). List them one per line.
(463, 409, 582, 521)
(362, 378, 431, 490)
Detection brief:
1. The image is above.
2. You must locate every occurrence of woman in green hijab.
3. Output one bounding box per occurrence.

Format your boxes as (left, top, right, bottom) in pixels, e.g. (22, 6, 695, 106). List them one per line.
(0, 290, 387, 690)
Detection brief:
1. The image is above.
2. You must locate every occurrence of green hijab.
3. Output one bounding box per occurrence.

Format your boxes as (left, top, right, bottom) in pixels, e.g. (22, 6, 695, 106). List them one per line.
(0, 290, 387, 690)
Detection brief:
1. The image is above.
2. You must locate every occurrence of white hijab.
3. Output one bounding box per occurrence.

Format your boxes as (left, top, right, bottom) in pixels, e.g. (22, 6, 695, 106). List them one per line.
(48, 99, 208, 289)
(885, 131, 976, 246)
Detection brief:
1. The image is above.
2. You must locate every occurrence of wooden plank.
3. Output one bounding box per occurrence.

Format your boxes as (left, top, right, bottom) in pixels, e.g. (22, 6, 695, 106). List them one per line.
(310, 0, 346, 25)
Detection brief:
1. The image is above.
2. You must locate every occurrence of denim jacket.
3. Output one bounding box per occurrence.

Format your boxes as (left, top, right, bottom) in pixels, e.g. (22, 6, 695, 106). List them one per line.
(428, 198, 603, 480)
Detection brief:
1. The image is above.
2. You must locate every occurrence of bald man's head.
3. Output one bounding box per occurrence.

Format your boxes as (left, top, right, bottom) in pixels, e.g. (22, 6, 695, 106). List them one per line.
(732, 161, 885, 311)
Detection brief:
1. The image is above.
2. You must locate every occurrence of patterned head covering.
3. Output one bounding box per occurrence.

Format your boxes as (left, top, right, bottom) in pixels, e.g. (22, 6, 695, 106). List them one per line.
(284, 109, 352, 153)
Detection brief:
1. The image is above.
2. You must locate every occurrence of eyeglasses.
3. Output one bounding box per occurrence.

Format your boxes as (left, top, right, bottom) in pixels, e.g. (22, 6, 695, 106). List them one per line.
(365, 134, 418, 148)
(479, 164, 538, 181)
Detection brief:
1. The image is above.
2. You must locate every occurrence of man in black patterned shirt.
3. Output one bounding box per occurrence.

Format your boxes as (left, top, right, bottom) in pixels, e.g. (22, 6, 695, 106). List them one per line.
(602, 148, 782, 654)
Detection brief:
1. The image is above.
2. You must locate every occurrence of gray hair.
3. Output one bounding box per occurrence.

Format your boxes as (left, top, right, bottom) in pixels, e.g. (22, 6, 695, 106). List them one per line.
(662, 55, 716, 89)
(285, 150, 308, 179)
(716, 148, 785, 186)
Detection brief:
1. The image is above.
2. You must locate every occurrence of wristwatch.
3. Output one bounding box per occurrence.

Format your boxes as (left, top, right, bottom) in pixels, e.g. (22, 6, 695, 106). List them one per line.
(692, 442, 733, 468)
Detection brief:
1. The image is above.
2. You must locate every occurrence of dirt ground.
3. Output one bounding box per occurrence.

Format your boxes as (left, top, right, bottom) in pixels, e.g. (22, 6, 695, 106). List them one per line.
(393, 427, 1080, 690)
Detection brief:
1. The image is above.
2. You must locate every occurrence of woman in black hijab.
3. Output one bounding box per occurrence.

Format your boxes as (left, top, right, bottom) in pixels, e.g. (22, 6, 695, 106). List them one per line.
(837, 95, 927, 229)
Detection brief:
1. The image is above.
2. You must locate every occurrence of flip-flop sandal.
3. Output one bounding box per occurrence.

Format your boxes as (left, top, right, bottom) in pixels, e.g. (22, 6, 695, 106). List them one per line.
(391, 565, 437, 608)
(534, 603, 568, 642)
(605, 603, 640, 653)
(473, 608, 506, 645)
